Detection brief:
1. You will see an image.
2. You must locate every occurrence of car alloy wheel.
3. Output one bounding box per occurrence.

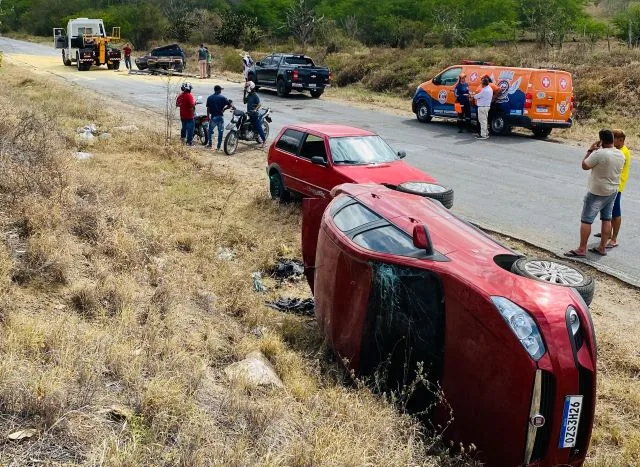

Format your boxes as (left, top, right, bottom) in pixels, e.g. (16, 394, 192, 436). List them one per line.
(490, 115, 506, 135)
(523, 260, 584, 286)
(416, 101, 431, 122)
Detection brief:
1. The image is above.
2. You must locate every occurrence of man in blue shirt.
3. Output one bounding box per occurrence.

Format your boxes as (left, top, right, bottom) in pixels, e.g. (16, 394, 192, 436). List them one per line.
(206, 85, 233, 150)
(453, 73, 471, 133)
(243, 81, 266, 148)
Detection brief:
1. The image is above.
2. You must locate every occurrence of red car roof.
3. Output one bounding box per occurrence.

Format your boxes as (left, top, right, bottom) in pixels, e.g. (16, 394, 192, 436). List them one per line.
(286, 124, 376, 138)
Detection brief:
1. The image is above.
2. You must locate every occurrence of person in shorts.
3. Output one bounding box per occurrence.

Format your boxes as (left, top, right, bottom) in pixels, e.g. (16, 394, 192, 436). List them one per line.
(565, 129, 625, 257)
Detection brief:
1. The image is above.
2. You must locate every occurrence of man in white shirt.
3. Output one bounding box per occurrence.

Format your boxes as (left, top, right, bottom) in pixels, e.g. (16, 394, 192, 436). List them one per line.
(242, 53, 253, 81)
(473, 77, 493, 140)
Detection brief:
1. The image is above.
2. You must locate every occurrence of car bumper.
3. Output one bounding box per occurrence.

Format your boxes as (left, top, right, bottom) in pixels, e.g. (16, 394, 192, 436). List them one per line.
(508, 115, 574, 129)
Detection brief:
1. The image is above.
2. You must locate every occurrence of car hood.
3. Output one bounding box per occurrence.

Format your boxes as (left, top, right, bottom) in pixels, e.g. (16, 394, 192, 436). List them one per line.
(332, 160, 437, 186)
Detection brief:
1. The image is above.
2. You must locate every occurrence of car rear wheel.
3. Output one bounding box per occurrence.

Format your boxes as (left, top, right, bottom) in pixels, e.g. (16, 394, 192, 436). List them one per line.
(310, 89, 324, 98)
(276, 79, 290, 97)
(396, 182, 454, 209)
(532, 127, 552, 139)
(416, 100, 432, 123)
(511, 258, 595, 305)
(269, 171, 291, 202)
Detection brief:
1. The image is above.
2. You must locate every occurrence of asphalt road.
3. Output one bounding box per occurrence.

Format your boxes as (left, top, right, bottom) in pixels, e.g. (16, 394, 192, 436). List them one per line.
(2, 36, 639, 286)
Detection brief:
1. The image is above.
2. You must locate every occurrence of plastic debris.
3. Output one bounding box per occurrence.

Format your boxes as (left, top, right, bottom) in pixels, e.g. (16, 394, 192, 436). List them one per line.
(268, 259, 304, 281)
(265, 297, 315, 316)
(77, 124, 97, 134)
(217, 247, 235, 261)
(252, 272, 266, 292)
(75, 151, 94, 160)
(7, 428, 37, 441)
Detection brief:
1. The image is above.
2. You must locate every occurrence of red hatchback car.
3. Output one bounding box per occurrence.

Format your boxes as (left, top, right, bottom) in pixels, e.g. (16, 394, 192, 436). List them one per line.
(266, 124, 454, 208)
(302, 183, 596, 467)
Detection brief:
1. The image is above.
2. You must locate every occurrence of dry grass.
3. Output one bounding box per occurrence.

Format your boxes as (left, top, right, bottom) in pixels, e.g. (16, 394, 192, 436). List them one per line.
(0, 62, 464, 465)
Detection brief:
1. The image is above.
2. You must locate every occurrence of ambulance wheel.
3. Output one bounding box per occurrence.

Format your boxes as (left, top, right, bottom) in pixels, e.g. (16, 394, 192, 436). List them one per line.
(416, 100, 432, 123)
(532, 128, 552, 139)
(489, 114, 509, 136)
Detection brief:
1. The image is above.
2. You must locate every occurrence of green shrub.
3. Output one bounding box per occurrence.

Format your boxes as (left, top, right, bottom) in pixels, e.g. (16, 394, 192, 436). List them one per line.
(219, 48, 243, 73)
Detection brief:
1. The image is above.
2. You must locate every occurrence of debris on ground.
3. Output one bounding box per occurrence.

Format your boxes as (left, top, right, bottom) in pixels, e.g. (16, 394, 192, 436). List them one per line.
(76, 124, 97, 145)
(252, 272, 266, 292)
(74, 152, 94, 160)
(250, 326, 267, 338)
(224, 351, 284, 388)
(268, 259, 304, 282)
(265, 297, 315, 316)
(217, 247, 235, 261)
(98, 132, 111, 140)
(7, 428, 37, 441)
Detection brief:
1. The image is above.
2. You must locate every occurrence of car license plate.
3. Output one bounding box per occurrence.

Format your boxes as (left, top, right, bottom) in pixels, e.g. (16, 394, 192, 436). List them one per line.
(308, 83, 316, 88)
(559, 395, 583, 448)
(536, 105, 548, 113)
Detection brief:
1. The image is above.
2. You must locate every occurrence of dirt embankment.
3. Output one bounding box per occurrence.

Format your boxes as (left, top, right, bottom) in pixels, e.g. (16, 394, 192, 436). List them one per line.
(0, 59, 638, 465)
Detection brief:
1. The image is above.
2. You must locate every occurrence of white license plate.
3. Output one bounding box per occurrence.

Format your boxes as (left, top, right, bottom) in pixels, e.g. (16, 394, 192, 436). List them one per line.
(559, 395, 583, 448)
(308, 83, 316, 88)
(536, 105, 549, 113)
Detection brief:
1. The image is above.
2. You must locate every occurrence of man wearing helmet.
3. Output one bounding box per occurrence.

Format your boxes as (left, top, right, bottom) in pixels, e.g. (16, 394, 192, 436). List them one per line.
(243, 81, 267, 148)
(176, 82, 196, 146)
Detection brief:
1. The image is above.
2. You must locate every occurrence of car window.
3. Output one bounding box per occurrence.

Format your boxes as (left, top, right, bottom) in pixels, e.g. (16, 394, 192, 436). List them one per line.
(259, 56, 272, 66)
(353, 226, 419, 256)
(333, 203, 380, 232)
(329, 136, 399, 165)
(437, 67, 463, 86)
(284, 56, 315, 66)
(275, 129, 305, 154)
(299, 134, 327, 160)
(330, 195, 354, 215)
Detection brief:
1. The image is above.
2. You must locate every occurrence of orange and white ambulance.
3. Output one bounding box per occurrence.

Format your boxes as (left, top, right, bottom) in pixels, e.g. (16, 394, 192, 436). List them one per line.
(412, 61, 574, 138)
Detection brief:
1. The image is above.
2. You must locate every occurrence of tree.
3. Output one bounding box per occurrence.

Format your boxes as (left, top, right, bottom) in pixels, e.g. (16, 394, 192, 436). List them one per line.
(163, 0, 198, 42)
(578, 17, 608, 49)
(286, 0, 324, 48)
(613, 3, 640, 46)
(520, 0, 586, 47)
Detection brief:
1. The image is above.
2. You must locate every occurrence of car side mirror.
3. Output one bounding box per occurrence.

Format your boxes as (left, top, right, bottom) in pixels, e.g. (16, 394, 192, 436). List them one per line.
(397, 150, 406, 159)
(311, 156, 327, 166)
(195, 95, 203, 105)
(432, 77, 440, 85)
(412, 224, 434, 255)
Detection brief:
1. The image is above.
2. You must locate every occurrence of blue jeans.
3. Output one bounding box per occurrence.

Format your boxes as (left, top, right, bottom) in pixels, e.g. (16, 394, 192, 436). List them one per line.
(581, 191, 617, 224)
(181, 118, 194, 145)
(208, 116, 224, 149)
(124, 56, 131, 69)
(249, 112, 266, 143)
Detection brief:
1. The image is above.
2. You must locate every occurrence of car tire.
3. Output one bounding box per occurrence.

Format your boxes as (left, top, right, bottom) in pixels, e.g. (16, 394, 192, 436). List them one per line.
(396, 182, 454, 209)
(489, 113, 510, 136)
(62, 51, 71, 66)
(107, 62, 114, 70)
(269, 170, 291, 202)
(224, 131, 239, 155)
(113, 61, 120, 70)
(276, 79, 289, 97)
(416, 100, 432, 123)
(510, 257, 595, 305)
(532, 127, 552, 139)
(310, 89, 324, 98)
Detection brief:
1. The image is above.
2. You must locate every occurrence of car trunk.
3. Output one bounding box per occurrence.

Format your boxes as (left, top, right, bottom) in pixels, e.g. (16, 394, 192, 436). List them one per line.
(295, 67, 330, 87)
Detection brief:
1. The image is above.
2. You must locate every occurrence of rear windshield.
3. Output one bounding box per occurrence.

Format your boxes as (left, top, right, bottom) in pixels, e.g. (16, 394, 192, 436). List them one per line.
(284, 56, 315, 66)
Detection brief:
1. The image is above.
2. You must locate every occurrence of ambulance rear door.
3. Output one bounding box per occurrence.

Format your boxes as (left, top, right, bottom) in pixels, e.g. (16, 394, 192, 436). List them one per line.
(529, 70, 572, 124)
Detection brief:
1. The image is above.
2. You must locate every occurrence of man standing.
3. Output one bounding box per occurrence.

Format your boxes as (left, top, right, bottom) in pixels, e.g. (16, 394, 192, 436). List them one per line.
(206, 47, 212, 78)
(565, 129, 625, 257)
(176, 82, 196, 146)
(123, 43, 132, 70)
(595, 129, 631, 248)
(242, 53, 253, 81)
(473, 77, 493, 140)
(243, 81, 266, 148)
(198, 44, 207, 79)
(206, 85, 234, 151)
(452, 73, 471, 133)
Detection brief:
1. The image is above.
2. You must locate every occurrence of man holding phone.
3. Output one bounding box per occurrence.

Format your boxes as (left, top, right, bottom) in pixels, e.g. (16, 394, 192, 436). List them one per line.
(565, 129, 625, 257)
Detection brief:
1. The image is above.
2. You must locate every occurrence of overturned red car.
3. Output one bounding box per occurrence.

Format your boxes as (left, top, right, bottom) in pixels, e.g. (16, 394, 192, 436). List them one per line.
(302, 183, 596, 467)
(267, 124, 454, 208)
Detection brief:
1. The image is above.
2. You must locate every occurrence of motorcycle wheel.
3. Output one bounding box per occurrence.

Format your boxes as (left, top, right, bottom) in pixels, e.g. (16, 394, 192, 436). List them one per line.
(199, 124, 209, 146)
(224, 131, 239, 155)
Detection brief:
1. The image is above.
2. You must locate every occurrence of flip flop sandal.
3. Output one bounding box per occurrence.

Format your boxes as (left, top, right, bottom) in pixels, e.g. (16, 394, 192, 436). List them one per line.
(564, 250, 586, 258)
(588, 247, 607, 256)
(605, 243, 619, 249)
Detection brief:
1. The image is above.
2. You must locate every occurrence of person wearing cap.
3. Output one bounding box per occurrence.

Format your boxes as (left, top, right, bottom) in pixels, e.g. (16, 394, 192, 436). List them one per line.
(206, 85, 234, 151)
(243, 81, 267, 148)
(452, 73, 471, 133)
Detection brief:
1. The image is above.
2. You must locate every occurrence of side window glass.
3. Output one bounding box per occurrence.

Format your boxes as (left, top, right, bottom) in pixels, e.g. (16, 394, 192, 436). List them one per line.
(438, 67, 463, 86)
(275, 129, 304, 154)
(333, 204, 380, 232)
(330, 195, 353, 215)
(299, 134, 327, 161)
(353, 226, 419, 256)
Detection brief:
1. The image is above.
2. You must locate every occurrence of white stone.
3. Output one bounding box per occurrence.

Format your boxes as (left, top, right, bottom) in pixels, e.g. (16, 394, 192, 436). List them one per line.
(224, 351, 283, 388)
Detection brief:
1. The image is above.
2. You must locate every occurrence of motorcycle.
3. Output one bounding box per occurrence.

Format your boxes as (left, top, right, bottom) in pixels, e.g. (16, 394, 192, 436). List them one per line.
(194, 96, 209, 146)
(223, 107, 272, 155)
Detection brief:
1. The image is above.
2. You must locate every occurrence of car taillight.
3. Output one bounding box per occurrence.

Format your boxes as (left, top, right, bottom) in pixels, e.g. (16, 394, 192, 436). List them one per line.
(525, 92, 533, 109)
(292, 69, 299, 81)
(570, 95, 575, 110)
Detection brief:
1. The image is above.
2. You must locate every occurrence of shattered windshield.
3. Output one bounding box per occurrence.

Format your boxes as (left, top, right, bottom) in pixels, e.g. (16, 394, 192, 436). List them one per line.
(329, 136, 400, 165)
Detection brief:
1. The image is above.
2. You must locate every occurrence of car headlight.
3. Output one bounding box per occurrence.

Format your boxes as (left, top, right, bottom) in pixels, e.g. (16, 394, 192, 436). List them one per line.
(491, 297, 546, 361)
